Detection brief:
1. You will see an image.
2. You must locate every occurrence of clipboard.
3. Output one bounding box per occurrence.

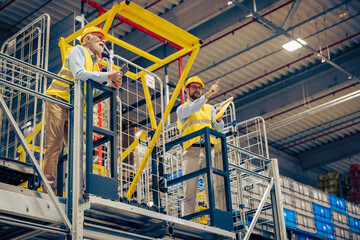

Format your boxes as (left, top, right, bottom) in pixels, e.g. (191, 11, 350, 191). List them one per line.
(120, 63, 129, 74)
(212, 96, 234, 123)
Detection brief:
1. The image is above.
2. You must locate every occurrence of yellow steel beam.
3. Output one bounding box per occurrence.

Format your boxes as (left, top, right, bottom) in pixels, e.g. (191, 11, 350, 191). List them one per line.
(108, 35, 162, 63)
(98, 59, 142, 81)
(64, 11, 111, 44)
(126, 71, 140, 80)
(146, 48, 190, 73)
(102, 3, 120, 33)
(118, 131, 147, 164)
(118, 1, 200, 49)
(140, 75, 157, 129)
(126, 46, 200, 199)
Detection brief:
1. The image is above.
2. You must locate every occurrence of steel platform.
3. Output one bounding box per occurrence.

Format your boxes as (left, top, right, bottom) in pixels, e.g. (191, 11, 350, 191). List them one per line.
(0, 182, 67, 239)
(0, 182, 235, 239)
(82, 195, 236, 239)
(0, 156, 34, 186)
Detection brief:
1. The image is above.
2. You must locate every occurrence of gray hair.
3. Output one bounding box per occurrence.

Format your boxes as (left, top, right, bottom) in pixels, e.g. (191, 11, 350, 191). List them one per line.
(82, 33, 94, 46)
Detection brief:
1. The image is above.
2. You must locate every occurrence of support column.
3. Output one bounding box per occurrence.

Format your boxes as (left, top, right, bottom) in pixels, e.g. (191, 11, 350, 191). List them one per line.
(270, 158, 287, 240)
(71, 79, 85, 240)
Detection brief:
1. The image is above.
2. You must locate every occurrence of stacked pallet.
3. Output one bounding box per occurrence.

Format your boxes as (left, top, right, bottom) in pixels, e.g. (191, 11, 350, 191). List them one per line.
(318, 172, 347, 197)
(279, 176, 360, 240)
(349, 164, 360, 204)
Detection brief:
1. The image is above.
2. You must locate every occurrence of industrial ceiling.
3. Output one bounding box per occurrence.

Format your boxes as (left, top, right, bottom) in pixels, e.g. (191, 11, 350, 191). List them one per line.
(0, 0, 359, 186)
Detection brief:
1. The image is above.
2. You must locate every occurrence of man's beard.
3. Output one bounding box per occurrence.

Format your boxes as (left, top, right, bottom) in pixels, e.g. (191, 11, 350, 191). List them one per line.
(91, 40, 104, 54)
(189, 91, 200, 100)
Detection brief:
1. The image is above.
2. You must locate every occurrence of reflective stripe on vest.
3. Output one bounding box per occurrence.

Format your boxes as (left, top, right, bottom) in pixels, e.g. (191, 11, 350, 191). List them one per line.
(46, 46, 98, 102)
(177, 102, 216, 150)
(59, 68, 73, 78)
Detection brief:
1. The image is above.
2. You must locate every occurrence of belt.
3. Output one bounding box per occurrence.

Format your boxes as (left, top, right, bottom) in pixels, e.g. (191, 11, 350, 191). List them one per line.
(192, 143, 214, 148)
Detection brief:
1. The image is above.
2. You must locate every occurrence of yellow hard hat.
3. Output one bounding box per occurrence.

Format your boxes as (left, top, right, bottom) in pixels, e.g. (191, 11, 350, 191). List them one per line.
(184, 76, 204, 89)
(80, 26, 108, 44)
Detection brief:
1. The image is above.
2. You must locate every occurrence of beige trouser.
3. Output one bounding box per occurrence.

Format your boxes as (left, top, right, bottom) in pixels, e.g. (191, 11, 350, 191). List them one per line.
(182, 145, 226, 217)
(43, 97, 87, 192)
(43, 98, 69, 191)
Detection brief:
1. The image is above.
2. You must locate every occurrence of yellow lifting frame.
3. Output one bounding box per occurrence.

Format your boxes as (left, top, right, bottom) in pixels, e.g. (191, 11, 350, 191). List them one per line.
(57, 1, 202, 199)
(59, 2, 202, 75)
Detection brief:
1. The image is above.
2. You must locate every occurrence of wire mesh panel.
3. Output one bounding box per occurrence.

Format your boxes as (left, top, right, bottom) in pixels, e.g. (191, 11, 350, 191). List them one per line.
(0, 52, 74, 196)
(230, 164, 274, 229)
(94, 53, 166, 209)
(163, 122, 183, 217)
(0, 14, 50, 162)
(1, 14, 50, 69)
(228, 117, 275, 234)
(0, 59, 43, 160)
(235, 116, 269, 159)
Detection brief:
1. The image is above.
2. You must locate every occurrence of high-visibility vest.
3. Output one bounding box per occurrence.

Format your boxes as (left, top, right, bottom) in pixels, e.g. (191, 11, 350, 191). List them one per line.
(177, 102, 216, 150)
(46, 46, 99, 102)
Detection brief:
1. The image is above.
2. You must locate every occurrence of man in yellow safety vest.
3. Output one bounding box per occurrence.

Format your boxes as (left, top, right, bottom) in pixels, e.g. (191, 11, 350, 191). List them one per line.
(43, 26, 123, 192)
(176, 76, 225, 218)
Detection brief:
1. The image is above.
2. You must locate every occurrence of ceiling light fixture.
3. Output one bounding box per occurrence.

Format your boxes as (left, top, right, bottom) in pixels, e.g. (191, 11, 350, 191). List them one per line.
(282, 38, 307, 52)
(227, 1, 233, 5)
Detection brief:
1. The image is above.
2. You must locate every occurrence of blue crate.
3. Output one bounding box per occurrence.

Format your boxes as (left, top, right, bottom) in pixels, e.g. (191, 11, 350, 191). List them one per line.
(284, 208, 296, 228)
(328, 193, 347, 214)
(349, 215, 360, 233)
(314, 219, 335, 239)
(297, 233, 316, 240)
(312, 202, 332, 223)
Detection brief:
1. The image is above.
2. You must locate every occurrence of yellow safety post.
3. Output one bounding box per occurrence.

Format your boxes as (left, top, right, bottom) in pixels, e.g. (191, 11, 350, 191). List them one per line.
(118, 131, 147, 164)
(126, 46, 200, 199)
